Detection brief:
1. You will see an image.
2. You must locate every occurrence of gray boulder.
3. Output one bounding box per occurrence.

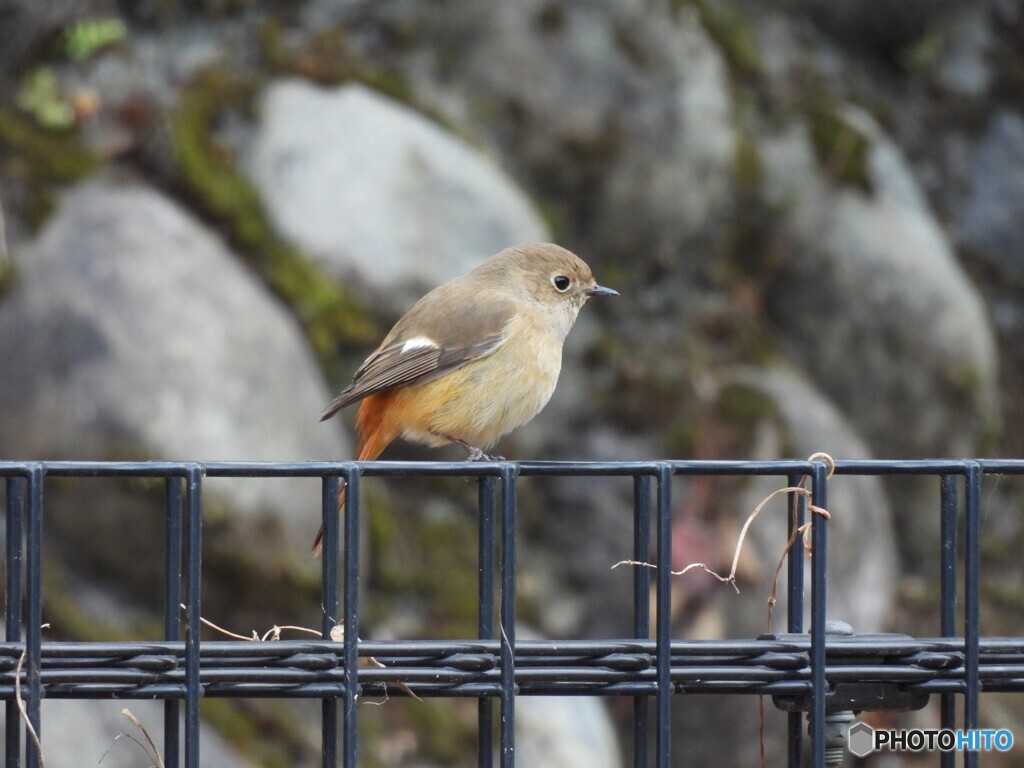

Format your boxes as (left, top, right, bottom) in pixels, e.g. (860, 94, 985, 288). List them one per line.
(514, 625, 622, 768)
(0, 177, 344, 474)
(516, 695, 622, 768)
(0, 178, 346, 622)
(761, 110, 998, 459)
(34, 700, 254, 768)
(245, 80, 549, 292)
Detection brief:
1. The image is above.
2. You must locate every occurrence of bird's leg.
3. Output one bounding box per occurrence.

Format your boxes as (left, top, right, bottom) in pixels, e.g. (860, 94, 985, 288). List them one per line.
(458, 440, 505, 462)
(436, 433, 504, 462)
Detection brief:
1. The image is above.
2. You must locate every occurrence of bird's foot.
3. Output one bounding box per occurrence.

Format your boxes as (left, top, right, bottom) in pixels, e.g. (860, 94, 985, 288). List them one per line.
(466, 446, 504, 462)
(448, 437, 503, 461)
(433, 432, 504, 462)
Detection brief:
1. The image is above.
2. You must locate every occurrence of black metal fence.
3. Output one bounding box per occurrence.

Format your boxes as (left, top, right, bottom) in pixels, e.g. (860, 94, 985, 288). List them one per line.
(0, 458, 1022, 767)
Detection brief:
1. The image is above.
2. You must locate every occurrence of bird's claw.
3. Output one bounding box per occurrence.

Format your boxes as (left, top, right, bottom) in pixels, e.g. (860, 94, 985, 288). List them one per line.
(466, 446, 504, 462)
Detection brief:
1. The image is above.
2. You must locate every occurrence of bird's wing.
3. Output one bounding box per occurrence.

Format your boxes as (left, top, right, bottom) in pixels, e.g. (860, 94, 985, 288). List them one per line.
(320, 287, 515, 421)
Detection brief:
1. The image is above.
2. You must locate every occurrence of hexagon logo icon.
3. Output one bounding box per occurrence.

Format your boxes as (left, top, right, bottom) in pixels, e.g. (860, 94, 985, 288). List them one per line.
(848, 721, 875, 757)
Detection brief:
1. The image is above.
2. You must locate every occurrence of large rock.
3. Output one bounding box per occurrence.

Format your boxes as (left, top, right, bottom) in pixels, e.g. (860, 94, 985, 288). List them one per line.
(516, 694, 622, 768)
(514, 626, 621, 767)
(596, 6, 736, 260)
(0, 177, 345, 474)
(0, 178, 346, 623)
(245, 80, 548, 292)
(761, 111, 998, 459)
(33, 700, 254, 768)
(325, 0, 736, 265)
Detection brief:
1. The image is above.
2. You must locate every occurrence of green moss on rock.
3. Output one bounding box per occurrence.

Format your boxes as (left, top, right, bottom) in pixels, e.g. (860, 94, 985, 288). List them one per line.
(257, 20, 417, 106)
(0, 109, 99, 179)
(806, 97, 873, 193)
(535, 4, 567, 34)
(172, 67, 378, 380)
(370, 492, 482, 636)
(716, 380, 777, 427)
(677, 0, 762, 81)
(733, 130, 763, 192)
(201, 699, 308, 768)
(0, 261, 14, 297)
(0, 108, 100, 227)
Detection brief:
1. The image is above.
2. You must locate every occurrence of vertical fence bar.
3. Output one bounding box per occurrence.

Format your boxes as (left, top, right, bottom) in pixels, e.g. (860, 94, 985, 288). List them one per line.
(342, 470, 361, 768)
(478, 475, 497, 768)
(939, 474, 958, 768)
(6, 477, 24, 768)
(808, 462, 828, 768)
(963, 464, 981, 768)
(654, 465, 672, 768)
(785, 473, 806, 632)
(321, 474, 342, 768)
(163, 476, 184, 768)
(183, 466, 203, 768)
(23, 466, 44, 768)
(632, 475, 651, 768)
(785, 473, 805, 768)
(498, 466, 517, 767)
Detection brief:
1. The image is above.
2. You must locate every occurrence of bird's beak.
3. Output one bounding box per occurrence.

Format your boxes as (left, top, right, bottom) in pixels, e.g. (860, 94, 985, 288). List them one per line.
(587, 284, 619, 298)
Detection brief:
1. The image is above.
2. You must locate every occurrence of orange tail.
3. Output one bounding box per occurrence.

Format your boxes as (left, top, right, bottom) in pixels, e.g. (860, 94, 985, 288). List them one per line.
(312, 393, 397, 556)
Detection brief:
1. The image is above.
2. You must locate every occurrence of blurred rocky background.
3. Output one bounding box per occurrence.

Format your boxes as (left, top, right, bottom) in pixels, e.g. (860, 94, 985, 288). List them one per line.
(0, 0, 1022, 765)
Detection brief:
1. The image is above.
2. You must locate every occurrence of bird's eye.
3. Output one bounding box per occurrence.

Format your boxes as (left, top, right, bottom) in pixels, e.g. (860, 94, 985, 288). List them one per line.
(553, 275, 571, 292)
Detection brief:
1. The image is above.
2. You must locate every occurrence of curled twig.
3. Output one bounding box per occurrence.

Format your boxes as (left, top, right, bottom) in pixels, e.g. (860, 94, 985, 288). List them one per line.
(181, 606, 420, 701)
(15, 648, 44, 767)
(612, 453, 835, 607)
(100, 709, 165, 768)
(181, 605, 323, 642)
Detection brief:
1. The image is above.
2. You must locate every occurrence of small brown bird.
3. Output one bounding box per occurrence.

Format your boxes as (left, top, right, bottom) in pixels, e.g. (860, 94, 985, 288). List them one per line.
(313, 243, 617, 555)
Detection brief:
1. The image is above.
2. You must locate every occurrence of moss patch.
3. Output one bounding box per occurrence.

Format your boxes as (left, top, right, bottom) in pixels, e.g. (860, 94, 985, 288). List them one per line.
(0, 261, 14, 297)
(716, 380, 778, 428)
(258, 21, 361, 87)
(0, 108, 100, 227)
(201, 699, 310, 767)
(368, 490, 482, 637)
(39, 559, 162, 643)
(172, 67, 378, 380)
(677, 0, 762, 81)
(536, 4, 567, 34)
(733, 130, 763, 192)
(257, 20, 419, 113)
(805, 96, 873, 193)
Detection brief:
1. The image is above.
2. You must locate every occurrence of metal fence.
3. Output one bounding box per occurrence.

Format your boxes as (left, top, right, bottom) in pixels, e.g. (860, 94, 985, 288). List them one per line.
(0, 458, 1022, 767)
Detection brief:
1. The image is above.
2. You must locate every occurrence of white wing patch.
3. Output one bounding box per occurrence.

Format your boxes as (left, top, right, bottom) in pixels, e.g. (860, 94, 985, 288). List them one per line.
(401, 336, 438, 353)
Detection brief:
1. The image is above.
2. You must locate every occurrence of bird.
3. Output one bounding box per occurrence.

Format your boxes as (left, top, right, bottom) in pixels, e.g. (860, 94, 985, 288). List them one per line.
(312, 242, 618, 555)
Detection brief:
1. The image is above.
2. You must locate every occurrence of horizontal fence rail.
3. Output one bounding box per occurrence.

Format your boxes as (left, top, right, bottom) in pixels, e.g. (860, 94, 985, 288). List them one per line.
(0, 458, 1022, 768)
(0, 638, 1018, 696)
